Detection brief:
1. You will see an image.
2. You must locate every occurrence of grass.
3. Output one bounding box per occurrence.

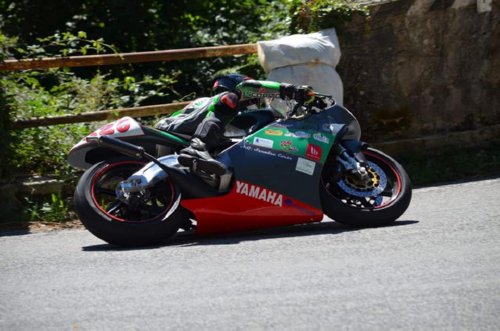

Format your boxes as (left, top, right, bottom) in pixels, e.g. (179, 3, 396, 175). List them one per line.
(400, 142, 500, 187)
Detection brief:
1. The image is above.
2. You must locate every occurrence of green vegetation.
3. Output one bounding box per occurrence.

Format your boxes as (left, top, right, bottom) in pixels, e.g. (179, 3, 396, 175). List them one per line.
(401, 142, 500, 186)
(290, 0, 369, 33)
(24, 193, 70, 223)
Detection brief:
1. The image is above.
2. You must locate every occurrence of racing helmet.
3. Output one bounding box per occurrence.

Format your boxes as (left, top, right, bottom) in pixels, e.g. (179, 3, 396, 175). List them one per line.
(212, 73, 251, 95)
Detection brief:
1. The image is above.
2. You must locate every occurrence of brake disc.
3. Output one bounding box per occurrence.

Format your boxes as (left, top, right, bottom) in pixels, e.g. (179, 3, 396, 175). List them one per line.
(336, 161, 387, 198)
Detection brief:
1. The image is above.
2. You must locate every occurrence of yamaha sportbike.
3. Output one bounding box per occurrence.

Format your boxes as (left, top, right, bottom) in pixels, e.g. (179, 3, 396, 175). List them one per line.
(68, 92, 411, 246)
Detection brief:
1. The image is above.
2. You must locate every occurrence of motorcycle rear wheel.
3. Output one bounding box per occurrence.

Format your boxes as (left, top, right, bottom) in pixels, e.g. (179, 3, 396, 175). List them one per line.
(74, 158, 186, 246)
(320, 147, 412, 227)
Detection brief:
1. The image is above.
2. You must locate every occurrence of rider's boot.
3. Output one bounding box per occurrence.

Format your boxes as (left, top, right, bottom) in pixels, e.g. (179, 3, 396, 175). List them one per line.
(178, 138, 226, 176)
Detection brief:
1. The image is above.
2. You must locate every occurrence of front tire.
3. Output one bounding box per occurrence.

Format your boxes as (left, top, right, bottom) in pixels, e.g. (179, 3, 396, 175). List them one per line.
(320, 147, 412, 227)
(74, 158, 186, 246)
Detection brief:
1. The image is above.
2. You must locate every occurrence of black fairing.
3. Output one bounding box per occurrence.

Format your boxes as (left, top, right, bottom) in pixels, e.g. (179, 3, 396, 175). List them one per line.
(217, 104, 361, 209)
(224, 110, 276, 138)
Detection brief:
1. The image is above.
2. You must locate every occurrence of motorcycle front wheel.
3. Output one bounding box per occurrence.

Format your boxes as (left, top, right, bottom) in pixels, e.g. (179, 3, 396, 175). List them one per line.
(74, 158, 186, 246)
(320, 147, 412, 227)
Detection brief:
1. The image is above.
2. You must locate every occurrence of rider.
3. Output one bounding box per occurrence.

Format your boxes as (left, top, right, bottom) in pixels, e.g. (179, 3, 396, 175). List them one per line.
(157, 73, 315, 175)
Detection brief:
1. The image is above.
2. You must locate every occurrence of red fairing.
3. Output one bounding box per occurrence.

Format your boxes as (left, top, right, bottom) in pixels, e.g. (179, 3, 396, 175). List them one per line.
(181, 180, 323, 235)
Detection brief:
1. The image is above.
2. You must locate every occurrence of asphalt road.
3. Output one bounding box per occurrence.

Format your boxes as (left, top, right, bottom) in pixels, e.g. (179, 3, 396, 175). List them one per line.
(1, 178, 500, 330)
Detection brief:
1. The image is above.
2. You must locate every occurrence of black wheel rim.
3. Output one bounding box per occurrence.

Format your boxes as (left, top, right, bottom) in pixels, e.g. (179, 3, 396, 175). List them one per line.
(90, 161, 175, 223)
(324, 150, 403, 209)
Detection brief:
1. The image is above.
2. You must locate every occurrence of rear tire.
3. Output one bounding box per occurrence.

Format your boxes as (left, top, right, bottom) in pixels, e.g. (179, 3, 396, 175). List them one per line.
(320, 147, 412, 227)
(74, 158, 186, 246)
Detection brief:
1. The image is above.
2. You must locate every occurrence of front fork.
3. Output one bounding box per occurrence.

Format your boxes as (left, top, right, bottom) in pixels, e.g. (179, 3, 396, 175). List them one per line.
(333, 140, 370, 181)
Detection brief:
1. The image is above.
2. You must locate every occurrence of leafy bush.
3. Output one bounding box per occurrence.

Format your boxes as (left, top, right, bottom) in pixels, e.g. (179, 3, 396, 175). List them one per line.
(290, 0, 369, 34)
(24, 193, 72, 222)
(0, 83, 13, 180)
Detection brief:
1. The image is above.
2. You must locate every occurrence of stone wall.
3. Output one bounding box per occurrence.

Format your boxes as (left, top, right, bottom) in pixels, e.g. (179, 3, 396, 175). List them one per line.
(338, 0, 500, 142)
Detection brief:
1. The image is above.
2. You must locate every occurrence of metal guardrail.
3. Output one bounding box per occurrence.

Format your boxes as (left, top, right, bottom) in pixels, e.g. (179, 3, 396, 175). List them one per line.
(0, 44, 257, 71)
(2, 44, 258, 129)
(11, 102, 191, 129)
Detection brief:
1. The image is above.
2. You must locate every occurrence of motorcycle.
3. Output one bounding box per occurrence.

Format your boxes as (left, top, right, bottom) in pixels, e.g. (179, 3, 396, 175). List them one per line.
(68, 90, 411, 246)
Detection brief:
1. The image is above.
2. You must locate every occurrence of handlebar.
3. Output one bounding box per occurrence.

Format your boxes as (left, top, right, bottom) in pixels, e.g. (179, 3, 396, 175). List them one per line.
(288, 90, 333, 117)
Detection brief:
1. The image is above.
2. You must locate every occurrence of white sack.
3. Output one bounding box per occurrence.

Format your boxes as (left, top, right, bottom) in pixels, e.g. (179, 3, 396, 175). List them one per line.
(257, 28, 343, 105)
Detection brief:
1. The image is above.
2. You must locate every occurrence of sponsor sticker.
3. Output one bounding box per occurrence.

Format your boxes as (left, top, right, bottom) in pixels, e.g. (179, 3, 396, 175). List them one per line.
(253, 137, 274, 148)
(280, 140, 298, 152)
(296, 157, 316, 176)
(285, 131, 311, 139)
(245, 91, 280, 98)
(306, 144, 322, 161)
(265, 129, 284, 136)
(241, 144, 293, 161)
(235, 181, 283, 207)
(313, 133, 330, 144)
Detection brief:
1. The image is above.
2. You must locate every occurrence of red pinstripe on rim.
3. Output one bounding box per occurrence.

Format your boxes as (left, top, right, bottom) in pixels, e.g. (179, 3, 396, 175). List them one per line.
(321, 150, 403, 209)
(364, 150, 402, 209)
(90, 160, 175, 223)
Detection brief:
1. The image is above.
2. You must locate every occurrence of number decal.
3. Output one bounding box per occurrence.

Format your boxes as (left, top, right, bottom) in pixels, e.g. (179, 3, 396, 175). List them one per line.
(86, 117, 141, 138)
(99, 123, 115, 136)
(116, 118, 131, 133)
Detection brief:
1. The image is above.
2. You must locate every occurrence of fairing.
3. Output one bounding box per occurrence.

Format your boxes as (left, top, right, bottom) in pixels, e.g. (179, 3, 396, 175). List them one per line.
(182, 180, 323, 235)
(182, 104, 361, 234)
(68, 117, 145, 169)
(68, 117, 190, 170)
(70, 104, 361, 235)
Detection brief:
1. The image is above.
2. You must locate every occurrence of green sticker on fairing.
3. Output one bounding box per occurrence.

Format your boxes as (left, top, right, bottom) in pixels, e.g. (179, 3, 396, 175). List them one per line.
(245, 122, 336, 164)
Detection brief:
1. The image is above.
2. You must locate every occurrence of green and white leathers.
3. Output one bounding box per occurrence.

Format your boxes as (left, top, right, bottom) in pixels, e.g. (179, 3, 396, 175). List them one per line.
(155, 96, 221, 136)
(156, 80, 287, 138)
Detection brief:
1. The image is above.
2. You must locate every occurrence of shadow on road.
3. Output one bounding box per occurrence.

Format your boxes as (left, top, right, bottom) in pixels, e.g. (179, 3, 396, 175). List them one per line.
(82, 219, 419, 251)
